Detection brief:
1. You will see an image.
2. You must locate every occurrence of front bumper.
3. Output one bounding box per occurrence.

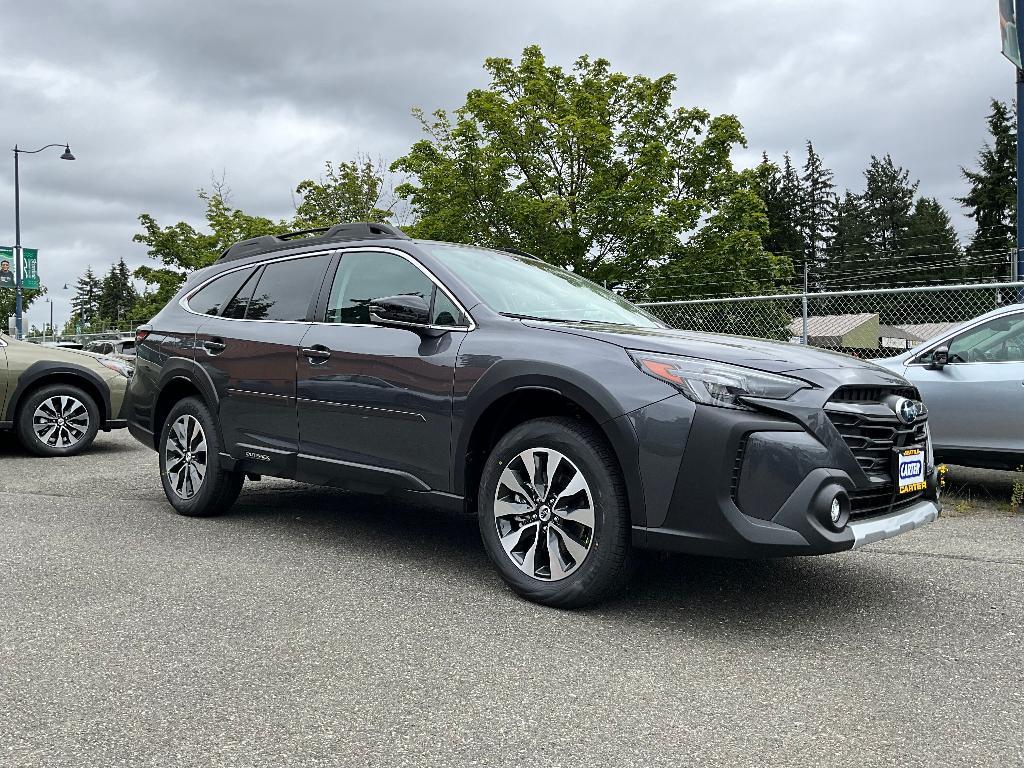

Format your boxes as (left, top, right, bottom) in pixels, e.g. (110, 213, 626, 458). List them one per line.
(849, 500, 939, 549)
(625, 394, 941, 558)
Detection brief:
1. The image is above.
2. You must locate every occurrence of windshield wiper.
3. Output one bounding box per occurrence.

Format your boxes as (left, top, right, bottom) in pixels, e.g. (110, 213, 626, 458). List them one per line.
(499, 312, 572, 322)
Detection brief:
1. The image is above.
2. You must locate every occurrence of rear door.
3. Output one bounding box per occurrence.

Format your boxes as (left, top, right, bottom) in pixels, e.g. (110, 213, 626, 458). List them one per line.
(904, 310, 1024, 454)
(295, 249, 470, 492)
(192, 252, 335, 476)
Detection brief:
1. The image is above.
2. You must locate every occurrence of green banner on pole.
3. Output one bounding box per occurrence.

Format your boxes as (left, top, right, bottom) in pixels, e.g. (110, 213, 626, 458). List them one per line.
(0, 247, 14, 290)
(22, 248, 40, 290)
(1000, 0, 1023, 69)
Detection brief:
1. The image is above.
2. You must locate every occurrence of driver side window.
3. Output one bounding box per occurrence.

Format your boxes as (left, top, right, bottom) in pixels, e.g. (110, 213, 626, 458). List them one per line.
(324, 251, 466, 326)
(943, 313, 1024, 364)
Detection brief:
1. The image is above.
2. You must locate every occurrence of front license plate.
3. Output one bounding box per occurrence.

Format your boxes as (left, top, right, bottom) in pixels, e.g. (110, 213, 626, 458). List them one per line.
(897, 448, 926, 494)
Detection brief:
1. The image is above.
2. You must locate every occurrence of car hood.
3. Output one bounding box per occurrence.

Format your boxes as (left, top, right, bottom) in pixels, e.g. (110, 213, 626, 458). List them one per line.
(2, 336, 107, 366)
(527, 322, 908, 382)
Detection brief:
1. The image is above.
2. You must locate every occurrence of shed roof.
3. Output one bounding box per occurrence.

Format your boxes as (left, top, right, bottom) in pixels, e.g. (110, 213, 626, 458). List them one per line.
(787, 313, 878, 338)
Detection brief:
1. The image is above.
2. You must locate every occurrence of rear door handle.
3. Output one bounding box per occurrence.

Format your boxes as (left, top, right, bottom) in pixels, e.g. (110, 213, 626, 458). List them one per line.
(203, 339, 226, 355)
(301, 345, 332, 363)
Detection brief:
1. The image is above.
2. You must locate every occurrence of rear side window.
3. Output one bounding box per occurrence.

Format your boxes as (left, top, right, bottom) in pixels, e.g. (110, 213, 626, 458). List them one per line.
(222, 268, 262, 319)
(244, 254, 333, 322)
(189, 267, 255, 316)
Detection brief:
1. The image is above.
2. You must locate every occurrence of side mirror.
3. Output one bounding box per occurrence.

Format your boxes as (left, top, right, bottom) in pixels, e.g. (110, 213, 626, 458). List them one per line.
(930, 346, 949, 370)
(368, 294, 432, 328)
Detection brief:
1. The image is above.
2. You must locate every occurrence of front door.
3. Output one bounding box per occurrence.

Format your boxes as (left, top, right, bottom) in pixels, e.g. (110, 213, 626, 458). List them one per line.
(905, 310, 1024, 454)
(193, 252, 334, 476)
(296, 249, 470, 492)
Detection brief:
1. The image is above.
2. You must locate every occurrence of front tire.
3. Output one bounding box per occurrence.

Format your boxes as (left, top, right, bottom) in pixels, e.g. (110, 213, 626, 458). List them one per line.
(158, 397, 243, 517)
(478, 417, 632, 608)
(16, 384, 100, 457)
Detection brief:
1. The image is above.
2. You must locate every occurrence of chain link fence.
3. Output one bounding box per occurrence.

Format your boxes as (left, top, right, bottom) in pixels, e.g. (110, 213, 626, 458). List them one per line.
(637, 281, 1024, 358)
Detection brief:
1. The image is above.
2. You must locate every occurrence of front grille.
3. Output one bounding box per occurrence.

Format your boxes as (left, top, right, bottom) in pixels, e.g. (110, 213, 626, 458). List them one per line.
(826, 411, 927, 477)
(826, 386, 929, 518)
(828, 385, 919, 403)
(847, 485, 924, 519)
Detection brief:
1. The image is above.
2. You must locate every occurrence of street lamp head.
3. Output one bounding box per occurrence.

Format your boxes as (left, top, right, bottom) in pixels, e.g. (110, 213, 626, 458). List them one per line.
(60, 144, 75, 161)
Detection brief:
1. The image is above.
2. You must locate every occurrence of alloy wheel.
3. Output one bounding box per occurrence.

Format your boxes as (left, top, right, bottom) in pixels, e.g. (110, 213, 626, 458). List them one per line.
(493, 447, 596, 581)
(165, 415, 208, 500)
(32, 395, 90, 449)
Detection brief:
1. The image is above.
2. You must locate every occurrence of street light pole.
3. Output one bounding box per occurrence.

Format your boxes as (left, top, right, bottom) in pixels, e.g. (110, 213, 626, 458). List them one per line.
(1017, 67, 1024, 300)
(14, 148, 21, 339)
(11, 142, 75, 340)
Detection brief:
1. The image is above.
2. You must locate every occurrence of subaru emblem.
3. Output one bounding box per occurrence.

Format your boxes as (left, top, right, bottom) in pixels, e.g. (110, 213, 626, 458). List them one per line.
(894, 397, 920, 425)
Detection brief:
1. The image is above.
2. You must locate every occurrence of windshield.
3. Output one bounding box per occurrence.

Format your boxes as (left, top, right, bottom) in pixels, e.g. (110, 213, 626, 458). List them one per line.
(423, 243, 662, 328)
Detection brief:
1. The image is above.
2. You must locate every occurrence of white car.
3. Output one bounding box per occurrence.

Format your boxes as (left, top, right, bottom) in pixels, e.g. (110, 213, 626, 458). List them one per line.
(876, 303, 1024, 470)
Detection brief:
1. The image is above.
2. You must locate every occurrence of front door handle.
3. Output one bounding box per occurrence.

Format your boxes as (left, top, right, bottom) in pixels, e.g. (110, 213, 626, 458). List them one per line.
(203, 339, 226, 355)
(301, 345, 332, 363)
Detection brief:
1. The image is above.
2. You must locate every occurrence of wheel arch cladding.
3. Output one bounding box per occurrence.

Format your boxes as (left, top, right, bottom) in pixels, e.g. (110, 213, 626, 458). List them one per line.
(152, 373, 212, 451)
(6, 363, 110, 425)
(457, 373, 648, 526)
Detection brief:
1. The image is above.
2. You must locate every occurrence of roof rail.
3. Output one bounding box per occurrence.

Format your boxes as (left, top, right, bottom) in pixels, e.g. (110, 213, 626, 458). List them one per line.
(217, 221, 410, 263)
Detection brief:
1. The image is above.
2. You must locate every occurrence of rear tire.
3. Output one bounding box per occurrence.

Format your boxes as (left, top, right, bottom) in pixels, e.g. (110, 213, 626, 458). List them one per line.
(16, 384, 100, 457)
(478, 417, 632, 608)
(158, 397, 243, 517)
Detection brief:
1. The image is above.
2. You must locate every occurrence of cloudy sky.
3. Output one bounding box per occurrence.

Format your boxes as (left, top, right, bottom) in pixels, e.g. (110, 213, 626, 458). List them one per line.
(0, 0, 1014, 329)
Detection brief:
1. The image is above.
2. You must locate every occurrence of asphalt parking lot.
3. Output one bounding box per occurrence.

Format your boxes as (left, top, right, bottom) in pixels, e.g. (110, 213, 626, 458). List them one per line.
(1, 431, 1022, 767)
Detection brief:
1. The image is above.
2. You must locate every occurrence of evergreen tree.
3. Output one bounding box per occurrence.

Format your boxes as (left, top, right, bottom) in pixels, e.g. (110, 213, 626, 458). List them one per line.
(98, 258, 138, 329)
(70, 267, 102, 329)
(958, 99, 1016, 280)
(827, 155, 918, 288)
(904, 197, 963, 283)
(861, 154, 918, 254)
(755, 152, 804, 268)
(828, 191, 873, 284)
(799, 141, 837, 284)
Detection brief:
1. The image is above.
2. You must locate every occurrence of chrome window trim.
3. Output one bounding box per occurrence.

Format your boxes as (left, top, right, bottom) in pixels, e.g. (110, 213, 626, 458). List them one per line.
(905, 309, 1024, 367)
(179, 246, 475, 331)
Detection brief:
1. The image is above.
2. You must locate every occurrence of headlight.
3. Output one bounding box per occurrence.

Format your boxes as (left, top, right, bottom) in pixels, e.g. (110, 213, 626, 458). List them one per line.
(98, 357, 133, 378)
(627, 351, 807, 409)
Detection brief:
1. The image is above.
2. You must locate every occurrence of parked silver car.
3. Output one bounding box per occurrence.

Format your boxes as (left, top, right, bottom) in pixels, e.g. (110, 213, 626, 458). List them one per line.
(876, 303, 1024, 469)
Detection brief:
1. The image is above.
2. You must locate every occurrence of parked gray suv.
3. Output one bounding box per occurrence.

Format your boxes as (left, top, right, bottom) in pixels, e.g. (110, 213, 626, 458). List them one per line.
(877, 303, 1024, 470)
(125, 222, 941, 607)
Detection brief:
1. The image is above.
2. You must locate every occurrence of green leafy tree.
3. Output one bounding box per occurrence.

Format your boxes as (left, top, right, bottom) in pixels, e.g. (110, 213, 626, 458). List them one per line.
(293, 156, 397, 228)
(393, 46, 789, 294)
(134, 163, 395, 311)
(0, 288, 41, 333)
(133, 182, 290, 317)
(958, 99, 1017, 280)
